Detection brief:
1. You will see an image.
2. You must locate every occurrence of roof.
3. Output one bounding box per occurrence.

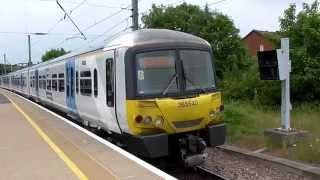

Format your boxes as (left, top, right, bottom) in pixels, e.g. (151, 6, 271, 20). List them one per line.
(106, 28, 210, 48)
(243, 29, 282, 47)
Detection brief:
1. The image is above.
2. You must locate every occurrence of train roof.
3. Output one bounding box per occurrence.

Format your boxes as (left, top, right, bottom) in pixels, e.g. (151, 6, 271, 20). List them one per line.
(106, 28, 210, 48)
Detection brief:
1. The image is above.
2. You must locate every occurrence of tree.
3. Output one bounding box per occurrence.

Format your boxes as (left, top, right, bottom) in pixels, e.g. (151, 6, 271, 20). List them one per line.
(41, 48, 68, 62)
(280, 0, 320, 101)
(142, 3, 251, 79)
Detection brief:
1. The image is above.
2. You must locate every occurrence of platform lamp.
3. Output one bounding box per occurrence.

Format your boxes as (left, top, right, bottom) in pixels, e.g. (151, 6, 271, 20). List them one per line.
(27, 32, 48, 67)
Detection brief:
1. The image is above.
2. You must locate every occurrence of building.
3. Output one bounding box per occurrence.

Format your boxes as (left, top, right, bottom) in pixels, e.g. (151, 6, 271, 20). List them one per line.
(243, 30, 281, 58)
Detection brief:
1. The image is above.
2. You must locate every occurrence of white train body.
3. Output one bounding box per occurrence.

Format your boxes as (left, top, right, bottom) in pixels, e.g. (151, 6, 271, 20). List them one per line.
(0, 29, 226, 165)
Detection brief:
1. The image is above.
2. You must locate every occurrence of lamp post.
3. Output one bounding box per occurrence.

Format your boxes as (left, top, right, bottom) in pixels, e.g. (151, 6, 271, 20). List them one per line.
(27, 32, 48, 66)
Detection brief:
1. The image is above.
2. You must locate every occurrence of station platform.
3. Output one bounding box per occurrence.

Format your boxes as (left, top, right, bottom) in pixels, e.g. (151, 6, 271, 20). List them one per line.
(0, 89, 175, 180)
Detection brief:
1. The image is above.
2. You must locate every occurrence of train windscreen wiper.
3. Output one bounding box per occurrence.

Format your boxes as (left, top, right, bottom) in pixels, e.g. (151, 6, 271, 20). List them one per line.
(161, 73, 178, 96)
(180, 60, 206, 94)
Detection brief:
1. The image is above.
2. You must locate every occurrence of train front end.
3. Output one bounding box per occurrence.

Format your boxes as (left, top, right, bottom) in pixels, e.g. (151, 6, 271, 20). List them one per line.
(123, 29, 226, 167)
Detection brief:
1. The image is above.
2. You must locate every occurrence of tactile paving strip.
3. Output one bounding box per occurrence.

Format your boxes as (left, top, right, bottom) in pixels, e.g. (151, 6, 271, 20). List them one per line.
(0, 94, 10, 104)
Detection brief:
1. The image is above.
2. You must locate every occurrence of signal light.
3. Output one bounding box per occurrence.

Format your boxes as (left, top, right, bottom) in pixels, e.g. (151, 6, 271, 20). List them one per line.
(135, 115, 143, 123)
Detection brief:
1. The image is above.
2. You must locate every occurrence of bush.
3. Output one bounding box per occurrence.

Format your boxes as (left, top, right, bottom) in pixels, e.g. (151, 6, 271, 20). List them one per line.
(221, 63, 281, 106)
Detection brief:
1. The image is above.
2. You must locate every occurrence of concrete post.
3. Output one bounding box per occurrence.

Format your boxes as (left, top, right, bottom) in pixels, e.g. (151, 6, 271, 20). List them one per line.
(280, 38, 291, 131)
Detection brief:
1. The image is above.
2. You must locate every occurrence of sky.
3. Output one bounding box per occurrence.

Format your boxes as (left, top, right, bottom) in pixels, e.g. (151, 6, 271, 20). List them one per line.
(0, 0, 314, 64)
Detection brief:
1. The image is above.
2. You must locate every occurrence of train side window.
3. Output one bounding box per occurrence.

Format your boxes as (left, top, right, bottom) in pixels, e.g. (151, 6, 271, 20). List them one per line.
(106, 58, 114, 107)
(42, 76, 46, 90)
(47, 74, 51, 91)
(58, 73, 65, 92)
(47, 79, 51, 90)
(93, 69, 98, 97)
(59, 79, 65, 92)
(52, 79, 57, 91)
(80, 70, 92, 96)
(76, 71, 79, 93)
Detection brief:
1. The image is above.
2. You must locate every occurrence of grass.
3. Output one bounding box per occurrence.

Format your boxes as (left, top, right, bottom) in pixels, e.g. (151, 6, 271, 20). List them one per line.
(224, 100, 320, 165)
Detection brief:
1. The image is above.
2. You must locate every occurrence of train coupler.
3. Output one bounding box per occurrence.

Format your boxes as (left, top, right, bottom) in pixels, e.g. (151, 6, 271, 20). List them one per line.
(179, 134, 208, 167)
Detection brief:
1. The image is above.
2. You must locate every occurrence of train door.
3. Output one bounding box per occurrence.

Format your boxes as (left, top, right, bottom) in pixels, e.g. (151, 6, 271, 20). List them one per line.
(66, 58, 78, 118)
(105, 50, 122, 133)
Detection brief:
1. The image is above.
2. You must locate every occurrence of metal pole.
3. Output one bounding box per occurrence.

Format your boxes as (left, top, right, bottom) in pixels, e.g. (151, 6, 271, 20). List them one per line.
(131, 0, 139, 31)
(28, 35, 32, 66)
(280, 38, 291, 130)
(3, 54, 6, 74)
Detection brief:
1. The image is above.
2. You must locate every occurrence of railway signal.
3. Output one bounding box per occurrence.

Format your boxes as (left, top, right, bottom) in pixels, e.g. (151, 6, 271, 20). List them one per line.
(257, 38, 291, 131)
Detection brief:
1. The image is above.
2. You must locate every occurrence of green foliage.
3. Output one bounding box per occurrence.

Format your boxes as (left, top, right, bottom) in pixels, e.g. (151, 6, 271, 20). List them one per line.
(280, 0, 320, 102)
(142, 3, 251, 78)
(221, 63, 281, 105)
(41, 48, 69, 62)
(224, 101, 279, 142)
(226, 101, 320, 164)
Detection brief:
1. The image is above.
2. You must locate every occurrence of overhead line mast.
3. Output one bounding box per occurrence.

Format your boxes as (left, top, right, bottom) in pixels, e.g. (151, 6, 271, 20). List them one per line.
(131, 0, 139, 31)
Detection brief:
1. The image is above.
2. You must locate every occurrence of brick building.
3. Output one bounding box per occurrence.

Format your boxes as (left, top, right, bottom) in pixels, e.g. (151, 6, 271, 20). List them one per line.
(243, 30, 281, 58)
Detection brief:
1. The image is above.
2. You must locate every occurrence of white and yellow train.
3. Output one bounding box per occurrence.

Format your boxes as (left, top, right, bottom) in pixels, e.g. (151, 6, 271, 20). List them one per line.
(0, 29, 225, 167)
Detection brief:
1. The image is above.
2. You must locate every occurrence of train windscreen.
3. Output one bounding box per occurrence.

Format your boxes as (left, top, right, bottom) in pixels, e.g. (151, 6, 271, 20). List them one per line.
(135, 49, 215, 97)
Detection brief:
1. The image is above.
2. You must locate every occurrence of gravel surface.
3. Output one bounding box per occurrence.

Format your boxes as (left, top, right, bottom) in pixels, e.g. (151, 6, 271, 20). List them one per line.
(205, 147, 315, 180)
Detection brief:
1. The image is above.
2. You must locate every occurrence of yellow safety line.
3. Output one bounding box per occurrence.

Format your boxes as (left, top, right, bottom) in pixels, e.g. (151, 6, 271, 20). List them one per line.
(5, 95, 89, 180)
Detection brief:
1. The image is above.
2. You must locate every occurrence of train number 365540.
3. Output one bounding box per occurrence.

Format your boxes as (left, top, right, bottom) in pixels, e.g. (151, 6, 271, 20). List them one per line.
(177, 100, 199, 108)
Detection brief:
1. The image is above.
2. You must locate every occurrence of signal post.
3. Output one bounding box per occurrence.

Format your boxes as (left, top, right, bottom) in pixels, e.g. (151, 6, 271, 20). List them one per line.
(257, 38, 307, 147)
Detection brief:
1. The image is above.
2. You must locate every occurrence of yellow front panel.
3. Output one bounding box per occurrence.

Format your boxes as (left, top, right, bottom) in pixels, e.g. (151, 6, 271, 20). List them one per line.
(126, 92, 223, 135)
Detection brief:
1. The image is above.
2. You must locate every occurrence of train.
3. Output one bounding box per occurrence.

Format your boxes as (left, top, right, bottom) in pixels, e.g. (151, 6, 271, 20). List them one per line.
(0, 29, 226, 167)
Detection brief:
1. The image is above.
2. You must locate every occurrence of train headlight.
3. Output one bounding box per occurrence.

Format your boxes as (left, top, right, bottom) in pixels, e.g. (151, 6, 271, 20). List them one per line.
(154, 117, 164, 127)
(209, 111, 215, 118)
(143, 116, 152, 125)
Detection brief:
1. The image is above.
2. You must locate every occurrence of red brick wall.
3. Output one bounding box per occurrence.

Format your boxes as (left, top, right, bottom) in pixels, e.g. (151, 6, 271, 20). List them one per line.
(243, 32, 275, 58)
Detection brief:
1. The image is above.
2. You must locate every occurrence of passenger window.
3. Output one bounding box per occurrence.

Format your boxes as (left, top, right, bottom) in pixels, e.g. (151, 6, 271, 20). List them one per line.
(58, 73, 65, 92)
(94, 69, 98, 97)
(52, 79, 57, 91)
(59, 79, 65, 92)
(47, 80, 51, 90)
(106, 58, 114, 107)
(80, 70, 92, 96)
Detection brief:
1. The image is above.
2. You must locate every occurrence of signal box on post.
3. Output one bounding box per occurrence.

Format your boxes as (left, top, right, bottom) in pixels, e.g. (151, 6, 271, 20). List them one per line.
(257, 50, 279, 80)
(257, 47, 290, 81)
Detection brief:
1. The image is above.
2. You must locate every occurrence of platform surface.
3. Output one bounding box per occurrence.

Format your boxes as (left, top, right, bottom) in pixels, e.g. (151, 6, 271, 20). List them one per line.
(0, 89, 170, 180)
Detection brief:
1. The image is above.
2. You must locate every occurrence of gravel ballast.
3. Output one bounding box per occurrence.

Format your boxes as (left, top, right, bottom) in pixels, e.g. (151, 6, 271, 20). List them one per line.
(205, 147, 316, 180)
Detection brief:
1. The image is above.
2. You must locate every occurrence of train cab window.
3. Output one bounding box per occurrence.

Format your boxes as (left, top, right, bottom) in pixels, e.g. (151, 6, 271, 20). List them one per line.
(93, 69, 98, 97)
(80, 70, 92, 96)
(106, 58, 114, 107)
(135, 50, 178, 96)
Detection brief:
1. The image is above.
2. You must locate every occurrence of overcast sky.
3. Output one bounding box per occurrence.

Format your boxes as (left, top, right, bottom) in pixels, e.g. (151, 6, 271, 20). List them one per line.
(0, 0, 314, 64)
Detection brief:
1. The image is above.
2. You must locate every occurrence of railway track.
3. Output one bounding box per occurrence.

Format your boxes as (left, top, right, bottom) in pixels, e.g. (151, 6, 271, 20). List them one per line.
(164, 165, 228, 180)
(195, 165, 227, 180)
